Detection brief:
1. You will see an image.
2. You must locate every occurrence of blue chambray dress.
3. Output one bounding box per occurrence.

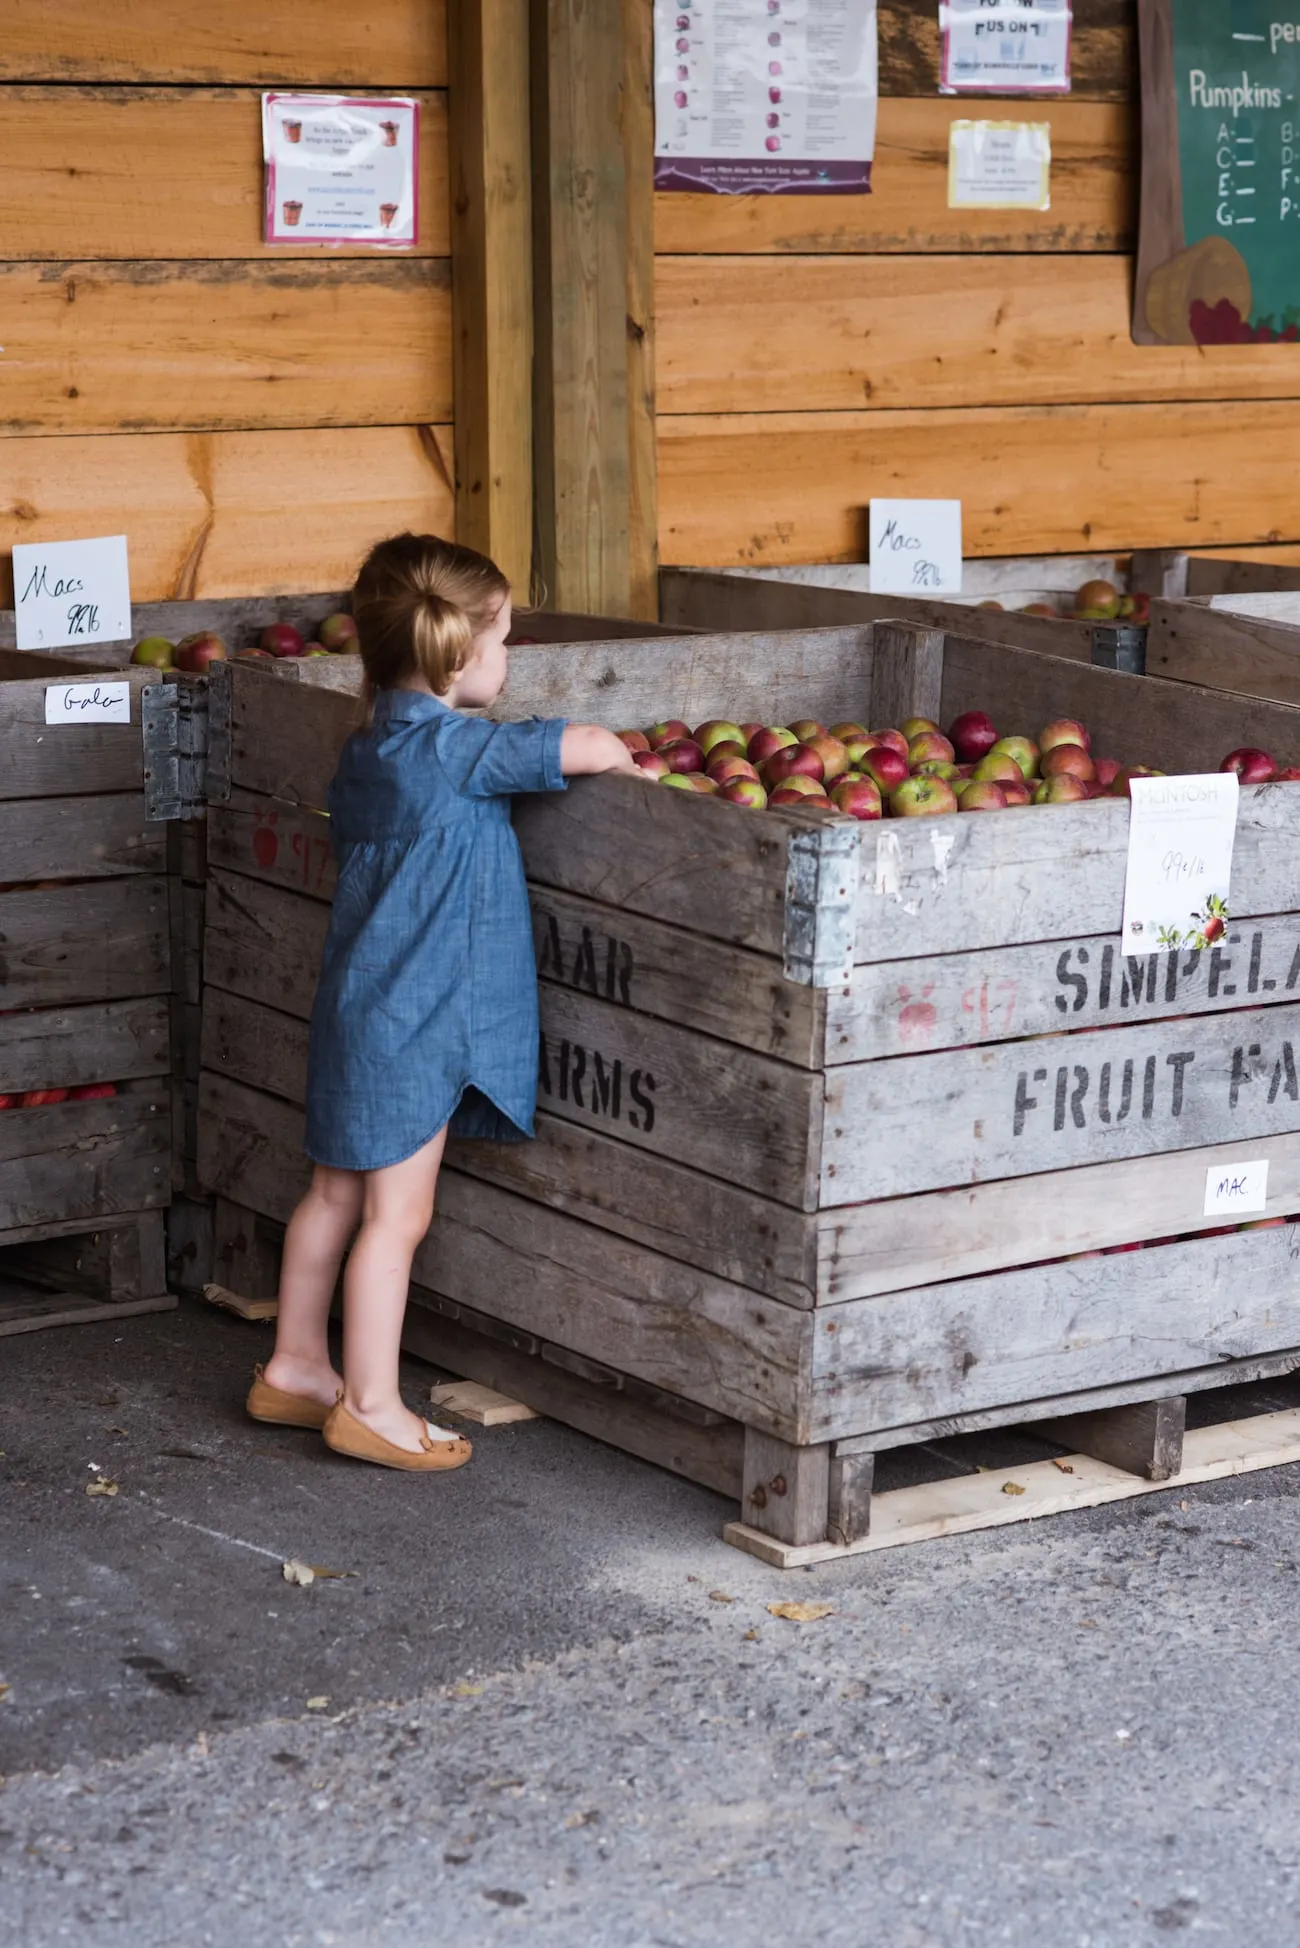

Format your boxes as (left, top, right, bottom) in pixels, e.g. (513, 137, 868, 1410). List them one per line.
(304, 689, 567, 1170)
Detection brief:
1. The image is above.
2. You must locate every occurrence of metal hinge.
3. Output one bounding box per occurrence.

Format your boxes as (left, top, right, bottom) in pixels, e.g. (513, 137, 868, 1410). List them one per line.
(142, 678, 210, 821)
(783, 821, 861, 987)
(1092, 624, 1147, 676)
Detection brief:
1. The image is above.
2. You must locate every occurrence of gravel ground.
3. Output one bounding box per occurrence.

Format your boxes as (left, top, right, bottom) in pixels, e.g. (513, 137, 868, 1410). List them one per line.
(3, 1300, 1299, 1947)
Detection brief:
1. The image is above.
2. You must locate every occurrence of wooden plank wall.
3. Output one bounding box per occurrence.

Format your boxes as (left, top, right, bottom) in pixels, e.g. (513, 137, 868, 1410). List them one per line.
(653, 0, 1300, 569)
(0, 2, 454, 604)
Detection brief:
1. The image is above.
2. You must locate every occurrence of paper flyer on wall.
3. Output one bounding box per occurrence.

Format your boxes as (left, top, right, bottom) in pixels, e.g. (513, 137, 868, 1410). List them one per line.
(263, 94, 419, 246)
(654, 0, 878, 194)
(940, 0, 1072, 94)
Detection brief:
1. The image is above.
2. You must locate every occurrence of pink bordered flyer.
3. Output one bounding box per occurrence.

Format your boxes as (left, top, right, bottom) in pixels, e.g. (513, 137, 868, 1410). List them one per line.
(262, 94, 419, 246)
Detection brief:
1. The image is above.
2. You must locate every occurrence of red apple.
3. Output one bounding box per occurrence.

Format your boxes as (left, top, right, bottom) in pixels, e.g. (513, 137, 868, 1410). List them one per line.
(1276, 766, 1300, 782)
(1041, 744, 1096, 783)
(694, 719, 745, 756)
(954, 764, 974, 779)
(1092, 756, 1122, 790)
(829, 722, 868, 742)
(662, 771, 717, 794)
(69, 1082, 117, 1101)
(971, 751, 1024, 785)
(1221, 747, 1277, 784)
(703, 740, 747, 768)
(259, 622, 306, 658)
(1074, 579, 1121, 619)
(720, 777, 768, 809)
(130, 636, 175, 670)
(20, 1088, 70, 1107)
(1021, 602, 1059, 618)
(988, 735, 1039, 781)
(1032, 774, 1090, 804)
(862, 747, 909, 794)
(803, 734, 850, 783)
(890, 776, 959, 817)
(747, 726, 797, 765)
(1039, 718, 1091, 755)
(947, 711, 998, 763)
(708, 755, 760, 787)
(907, 731, 956, 769)
(958, 781, 1008, 812)
(235, 646, 274, 662)
(913, 759, 960, 781)
(618, 729, 651, 754)
(762, 745, 825, 787)
(318, 612, 359, 652)
(1001, 780, 1032, 807)
(660, 738, 707, 774)
(842, 735, 882, 769)
(175, 631, 228, 673)
(830, 777, 882, 821)
(977, 599, 1005, 611)
(739, 722, 765, 744)
(788, 718, 826, 743)
(0, 1094, 16, 1111)
(647, 719, 690, 750)
(632, 749, 671, 778)
(769, 776, 828, 802)
(1117, 591, 1151, 624)
(1108, 765, 1165, 798)
(869, 729, 910, 762)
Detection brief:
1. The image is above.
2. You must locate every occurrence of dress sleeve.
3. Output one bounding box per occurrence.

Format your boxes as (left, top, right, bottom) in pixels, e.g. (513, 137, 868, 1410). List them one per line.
(436, 714, 568, 798)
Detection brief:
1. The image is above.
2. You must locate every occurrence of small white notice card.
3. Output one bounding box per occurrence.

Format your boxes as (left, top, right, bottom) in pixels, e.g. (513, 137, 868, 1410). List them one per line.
(1121, 772, 1238, 954)
(13, 535, 131, 651)
(940, 0, 1072, 95)
(44, 680, 132, 726)
(1204, 1159, 1269, 1219)
(869, 500, 963, 595)
(948, 119, 1051, 208)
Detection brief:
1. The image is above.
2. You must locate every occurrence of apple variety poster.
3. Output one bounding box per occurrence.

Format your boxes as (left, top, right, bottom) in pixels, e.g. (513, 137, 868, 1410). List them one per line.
(940, 0, 1072, 94)
(262, 94, 418, 246)
(654, 0, 878, 194)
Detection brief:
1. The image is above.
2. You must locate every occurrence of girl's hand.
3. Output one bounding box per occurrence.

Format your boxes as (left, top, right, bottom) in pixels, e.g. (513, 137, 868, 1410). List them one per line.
(560, 725, 638, 776)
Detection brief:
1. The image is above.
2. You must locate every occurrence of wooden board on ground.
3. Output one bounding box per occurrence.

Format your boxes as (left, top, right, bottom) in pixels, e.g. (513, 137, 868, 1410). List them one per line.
(201, 1281, 278, 1322)
(428, 1380, 537, 1426)
(0, 1288, 176, 1337)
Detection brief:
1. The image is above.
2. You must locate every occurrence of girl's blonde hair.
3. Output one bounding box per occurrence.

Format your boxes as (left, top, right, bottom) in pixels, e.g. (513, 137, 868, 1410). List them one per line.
(352, 532, 510, 700)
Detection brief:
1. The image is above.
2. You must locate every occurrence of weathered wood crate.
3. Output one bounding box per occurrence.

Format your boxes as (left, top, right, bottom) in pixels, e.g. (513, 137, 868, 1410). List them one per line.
(0, 652, 174, 1334)
(195, 625, 1300, 1556)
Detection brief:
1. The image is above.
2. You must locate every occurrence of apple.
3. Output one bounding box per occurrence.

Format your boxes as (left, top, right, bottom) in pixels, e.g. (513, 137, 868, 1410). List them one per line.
(618, 729, 651, 754)
(647, 719, 690, 750)
(899, 716, 939, 743)
(913, 759, 960, 781)
(632, 749, 671, 778)
(772, 789, 833, 812)
(1021, 602, 1059, 618)
(1074, 579, 1121, 619)
(305, 646, 330, 658)
(747, 725, 797, 765)
(762, 745, 825, 787)
(1032, 774, 1090, 804)
(175, 631, 228, 673)
(829, 722, 868, 742)
(662, 771, 717, 793)
(660, 737, 707, 774)
(1108, 765, 1165, 798)
(869, 729, 910, 762)
(803, 734, 850, 784)
(842, 735, 883, 770)
(739, 722, 765, 743)
(954, 763, 974, 779)
(708, 755, 760, 787)
(890, 776, 959, 818)
(1001, 780, 1032, 807)
(318, 611, 359, 652)
(862, 747, 909, 794)
(988, 734, 1039, 781)
(131, 635, 175, 670)
(971, 750, 1024, 785)
(69, 1082, 117, 1101)
(1117, 592, 1151, 623)
(694, 719, 745, 756)
(720, 777, 768, 809)
(958, 781, 1008, 812)
(947, 711, 998, 763)
(788, 718, 826, 742)
(1276, 767, 1300, 782)
(830, 776, 882, 821)
(907, 731, 956, 768)
(1041, 744, 1096, 783)
(977, 599, 1005, 611)
(1092, 756, 1122, 790)
(235, 646, 274, 661)
(1039, 717, 1091, 755)
(0, 1094, 16, 1111)
(768, 775, 827, 800)
(1221, 747, 1277, 784)
(259, 622, 306, 658)
(20, 1088, 70, 1107)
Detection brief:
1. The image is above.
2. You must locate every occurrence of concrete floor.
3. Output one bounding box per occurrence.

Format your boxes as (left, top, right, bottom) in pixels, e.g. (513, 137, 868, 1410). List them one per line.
(4, 1298, 1300, 1947)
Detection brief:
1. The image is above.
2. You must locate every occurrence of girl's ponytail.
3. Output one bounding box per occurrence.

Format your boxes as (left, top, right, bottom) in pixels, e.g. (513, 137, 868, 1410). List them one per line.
(352, 533, 510, 705)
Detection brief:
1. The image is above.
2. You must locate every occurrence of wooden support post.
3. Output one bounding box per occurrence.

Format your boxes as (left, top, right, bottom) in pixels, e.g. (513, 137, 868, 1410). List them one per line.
(741, 1428, 831, 1548)
(448, 0, 534, 590)
(1037, 1396, 1188, 1483)
(212, 1198, 282, 1305)
(531, 0, 655, 617)
(827, 1450, 874, 1547)
(868, 624, 946, 733)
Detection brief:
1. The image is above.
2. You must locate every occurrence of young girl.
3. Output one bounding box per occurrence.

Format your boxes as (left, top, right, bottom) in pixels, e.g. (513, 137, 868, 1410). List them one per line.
(245, 533, 634, 1470)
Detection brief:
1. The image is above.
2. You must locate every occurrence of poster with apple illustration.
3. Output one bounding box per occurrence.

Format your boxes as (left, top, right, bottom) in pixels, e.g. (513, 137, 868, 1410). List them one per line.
(263, 95, 418, 247)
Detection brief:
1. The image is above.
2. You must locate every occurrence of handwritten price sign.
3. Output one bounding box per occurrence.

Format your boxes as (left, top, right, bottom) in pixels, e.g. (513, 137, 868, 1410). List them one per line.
(1121, 773, 1239, 955)
(12, 535, 131, 652)
(1204, 1158, 1269, 1218)
(869, 500, 963, 596)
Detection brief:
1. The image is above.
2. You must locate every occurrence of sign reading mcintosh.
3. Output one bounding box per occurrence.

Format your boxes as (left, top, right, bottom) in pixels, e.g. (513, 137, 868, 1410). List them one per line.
(1135, 0, 1300, 343)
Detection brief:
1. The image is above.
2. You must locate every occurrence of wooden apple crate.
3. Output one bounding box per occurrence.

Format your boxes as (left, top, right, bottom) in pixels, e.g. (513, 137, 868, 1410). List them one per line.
(0, 652, 176, 1334)
(193, 625, 1300, 1557)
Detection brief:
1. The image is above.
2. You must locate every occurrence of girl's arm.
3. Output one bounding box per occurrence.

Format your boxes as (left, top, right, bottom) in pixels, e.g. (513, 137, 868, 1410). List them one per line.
(560, 724, 637, 776)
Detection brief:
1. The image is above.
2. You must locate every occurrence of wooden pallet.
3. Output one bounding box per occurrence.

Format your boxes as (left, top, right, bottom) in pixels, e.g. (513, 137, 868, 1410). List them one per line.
(0, 1210, 175, 1337)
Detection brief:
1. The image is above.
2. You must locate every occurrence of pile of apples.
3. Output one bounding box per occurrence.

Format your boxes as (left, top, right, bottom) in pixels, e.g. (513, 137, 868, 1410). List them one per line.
(619, 710, 1154, 820)
(0, 1082, 117, 1111)
(985, 578, 1150, 624)
(131, 613, 358, 673)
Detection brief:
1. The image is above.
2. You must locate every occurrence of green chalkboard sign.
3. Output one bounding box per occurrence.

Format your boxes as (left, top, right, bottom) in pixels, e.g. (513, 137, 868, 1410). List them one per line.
(1135, 0, 1300, 343)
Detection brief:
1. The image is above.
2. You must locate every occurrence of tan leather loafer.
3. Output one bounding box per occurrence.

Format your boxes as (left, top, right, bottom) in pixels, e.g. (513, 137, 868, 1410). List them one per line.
(245, 1364, 334, 1431)
(323, 1402, 472, 1472)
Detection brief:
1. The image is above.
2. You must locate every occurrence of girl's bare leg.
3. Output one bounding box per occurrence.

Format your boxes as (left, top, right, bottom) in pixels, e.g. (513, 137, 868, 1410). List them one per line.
(341, 1128, 448, 1451)
(264, 1164, 363, 1406)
